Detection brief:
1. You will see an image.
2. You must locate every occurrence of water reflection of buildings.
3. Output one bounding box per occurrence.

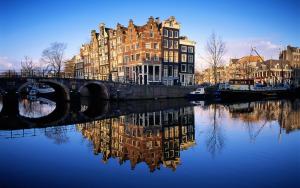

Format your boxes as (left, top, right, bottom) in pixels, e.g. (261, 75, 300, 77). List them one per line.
(228, 99, 300, 133)
(76, 107, 195, 172)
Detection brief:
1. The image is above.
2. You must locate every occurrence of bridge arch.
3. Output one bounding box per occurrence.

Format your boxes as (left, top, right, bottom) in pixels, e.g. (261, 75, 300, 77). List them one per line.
(18, 79, 70, 101)
(79, 81, 109, 100)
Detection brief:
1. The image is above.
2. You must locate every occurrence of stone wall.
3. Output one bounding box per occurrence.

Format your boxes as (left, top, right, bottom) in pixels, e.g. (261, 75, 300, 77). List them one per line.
(109, 83, 196, 100)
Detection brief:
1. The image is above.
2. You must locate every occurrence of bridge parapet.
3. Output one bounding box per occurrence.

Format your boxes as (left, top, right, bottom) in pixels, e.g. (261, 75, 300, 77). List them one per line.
(0, 72, 196, 101)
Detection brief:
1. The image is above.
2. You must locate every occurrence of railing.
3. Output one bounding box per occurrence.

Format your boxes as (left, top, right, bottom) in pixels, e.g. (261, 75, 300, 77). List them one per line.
(0, 70, 196, 88)
(0, 125, 76, 139)
(0, 70, 77, 79)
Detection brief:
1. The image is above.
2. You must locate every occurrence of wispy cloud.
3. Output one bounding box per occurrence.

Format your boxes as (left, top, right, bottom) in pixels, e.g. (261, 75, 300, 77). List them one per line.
(0, 56, 46, 71)
(225, 39, 281, 60)
(0, 56, 18, 70)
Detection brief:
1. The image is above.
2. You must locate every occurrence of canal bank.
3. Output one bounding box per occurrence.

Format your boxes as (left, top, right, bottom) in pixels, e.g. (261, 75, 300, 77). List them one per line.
(80, 83, 197, 100)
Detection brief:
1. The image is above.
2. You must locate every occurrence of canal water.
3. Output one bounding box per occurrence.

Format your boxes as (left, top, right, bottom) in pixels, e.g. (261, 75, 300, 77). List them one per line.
(0, 97, 299, 188)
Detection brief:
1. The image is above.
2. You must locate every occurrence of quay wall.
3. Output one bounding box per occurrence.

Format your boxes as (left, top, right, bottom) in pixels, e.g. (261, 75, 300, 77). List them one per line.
(108, 84, 197, 100)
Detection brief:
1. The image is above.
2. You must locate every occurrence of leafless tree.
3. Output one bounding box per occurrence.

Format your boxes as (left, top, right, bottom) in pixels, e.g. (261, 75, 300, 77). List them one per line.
(194, 70, 203, 84)
(21, 56, 36, 76)
(205, 32, 226, 84)
(41, 42, 67, 77)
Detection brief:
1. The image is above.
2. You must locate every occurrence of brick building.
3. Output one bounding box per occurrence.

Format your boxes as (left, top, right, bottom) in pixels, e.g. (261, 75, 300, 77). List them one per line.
(279, 45, 300, 87)
(74, 16, 195, 85)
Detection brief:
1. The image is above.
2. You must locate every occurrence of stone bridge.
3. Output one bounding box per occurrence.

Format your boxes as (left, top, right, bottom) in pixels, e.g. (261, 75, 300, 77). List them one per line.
(0, 77, 195, 116)
(0, 77, 195, 101)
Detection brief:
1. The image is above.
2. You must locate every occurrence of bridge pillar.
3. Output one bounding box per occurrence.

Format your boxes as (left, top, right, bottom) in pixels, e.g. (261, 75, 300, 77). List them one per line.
(1, 92, 19, 116)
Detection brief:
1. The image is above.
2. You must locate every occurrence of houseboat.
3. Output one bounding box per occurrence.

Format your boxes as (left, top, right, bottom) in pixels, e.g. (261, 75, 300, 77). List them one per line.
(220, 79, 290, 100)
(186, 87, 221, 100)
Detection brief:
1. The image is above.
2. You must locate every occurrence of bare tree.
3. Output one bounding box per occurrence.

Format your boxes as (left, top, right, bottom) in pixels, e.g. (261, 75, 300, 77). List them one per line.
(41, 42, 67, 77)
(194, 70, 203, 84)
(21, 56, 36, 76)
(205, 32, 226, 84)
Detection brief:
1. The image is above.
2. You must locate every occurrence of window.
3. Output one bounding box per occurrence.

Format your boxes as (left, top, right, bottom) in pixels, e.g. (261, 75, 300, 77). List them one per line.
(154, 43, 159, 49)
(136, 43, 139, 49)
(150, 31, 154, 38)
(136, 54, 140, 61)
(181, 64, 186, 72)
(188, 65, 193, 73)
(168, 66, 173, 76)
(146, 53, 151, 61)
(181, 54, 187, 62)
(124, 55, 129, 63)
(181, 46, 187, 52)
(169, 40, 173, 49)
(174, 41, 178, 49)
(174, 31, 179, 38)
(169, 30, 173, 38)
(188, 46, 194, 53)
(174, 52, 178, 63)
(169, 51, 173, 62)
(145, 43, 151, 49)
(131, 54, 135, 61)
(164, 51, 168, 62)
(163, 29, 168, 37)
(131, 44, 135, 50)
(163, 39, 168, 48)
(164, 66, 168, 77)
(154, 54, 159, 61)
(188, 55, 194, 63)
(174, 66, 178, 77)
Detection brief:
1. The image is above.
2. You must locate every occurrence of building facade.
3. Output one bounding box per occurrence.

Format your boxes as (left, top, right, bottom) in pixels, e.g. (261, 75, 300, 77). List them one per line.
(279, 45, 300, 87)
(73, 16, 195, 86)
(179, 36, 196, 86)
(161, 16, 180, 86)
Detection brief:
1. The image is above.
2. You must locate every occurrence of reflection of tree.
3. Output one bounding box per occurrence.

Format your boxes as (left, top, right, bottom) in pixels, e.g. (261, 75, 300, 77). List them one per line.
(244, 120, 268, 143)
(19, 98, 56, 118)
(206, 104, 225, 157)
(44, 126, 69, 144)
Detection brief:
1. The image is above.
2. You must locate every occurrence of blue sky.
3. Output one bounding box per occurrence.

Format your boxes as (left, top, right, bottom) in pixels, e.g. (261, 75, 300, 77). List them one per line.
(0, 0, 299, 70)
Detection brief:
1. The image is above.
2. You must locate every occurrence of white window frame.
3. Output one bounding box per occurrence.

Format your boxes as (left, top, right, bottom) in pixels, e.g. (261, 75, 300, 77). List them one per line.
(181, 64, 186, 72)
(164, 29, 168, 37)
(181, 54, 187, 62)
(188, 55, 194, 63)
(188, 46, 194, 53)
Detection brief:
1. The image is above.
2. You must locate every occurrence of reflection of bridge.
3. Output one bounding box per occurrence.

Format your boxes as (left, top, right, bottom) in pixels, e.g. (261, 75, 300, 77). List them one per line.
(0, 98, 194, 130)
